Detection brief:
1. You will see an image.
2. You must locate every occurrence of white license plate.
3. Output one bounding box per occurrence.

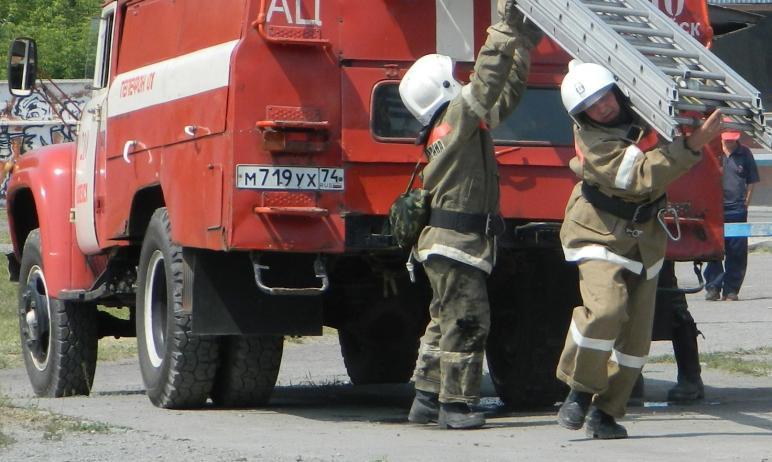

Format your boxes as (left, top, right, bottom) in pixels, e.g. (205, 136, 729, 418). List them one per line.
(236, 165, 344, 191)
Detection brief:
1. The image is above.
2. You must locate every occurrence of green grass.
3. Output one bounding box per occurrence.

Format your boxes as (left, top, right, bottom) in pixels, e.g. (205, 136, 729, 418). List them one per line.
(0, 392, 111, 445)
(286, 326, 338, 344)
(1, 210, 21, 369)
(0, 394, 16, 448)
(0, 430, 14, 448)
(650, 348, 772, 377)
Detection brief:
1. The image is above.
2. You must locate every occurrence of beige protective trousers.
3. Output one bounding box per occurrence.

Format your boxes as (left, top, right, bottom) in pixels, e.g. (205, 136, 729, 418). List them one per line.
(556, 258, 658, 417)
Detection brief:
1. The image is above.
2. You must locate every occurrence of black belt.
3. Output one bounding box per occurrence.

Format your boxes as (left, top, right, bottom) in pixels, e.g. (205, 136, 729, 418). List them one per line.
(429, 209, 505, 236)
(581, 183, 665, 224)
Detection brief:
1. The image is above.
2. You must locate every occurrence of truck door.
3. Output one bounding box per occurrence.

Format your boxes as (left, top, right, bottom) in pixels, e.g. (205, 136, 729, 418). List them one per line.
(74, 2, 116, 255)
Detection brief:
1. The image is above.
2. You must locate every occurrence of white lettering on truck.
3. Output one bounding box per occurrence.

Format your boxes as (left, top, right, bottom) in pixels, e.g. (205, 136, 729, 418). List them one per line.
(649, 0, 701, 38)
(119, 72, 156, 98)
(267, 0, 322, 26)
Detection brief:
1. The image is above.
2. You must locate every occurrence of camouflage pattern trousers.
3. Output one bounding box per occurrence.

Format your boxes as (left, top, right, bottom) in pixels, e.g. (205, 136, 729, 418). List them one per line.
(413, 255, 490, 404)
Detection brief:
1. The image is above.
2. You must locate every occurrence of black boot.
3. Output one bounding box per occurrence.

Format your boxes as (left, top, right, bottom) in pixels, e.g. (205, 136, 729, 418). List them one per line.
(585, 407, 628, 439)
(408, 389, 439, 424)
(557, 389, 593, 430)
(437, 402, 485, 429)
(668, 321, 705, 402)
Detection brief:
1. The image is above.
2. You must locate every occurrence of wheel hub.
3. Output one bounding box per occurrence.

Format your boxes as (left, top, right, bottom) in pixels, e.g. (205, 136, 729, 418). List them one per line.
(21, 270, 51, 366)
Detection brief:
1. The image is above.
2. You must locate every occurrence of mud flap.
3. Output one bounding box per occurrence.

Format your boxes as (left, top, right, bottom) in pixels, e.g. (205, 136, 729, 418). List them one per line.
(183, 248, 323, 336)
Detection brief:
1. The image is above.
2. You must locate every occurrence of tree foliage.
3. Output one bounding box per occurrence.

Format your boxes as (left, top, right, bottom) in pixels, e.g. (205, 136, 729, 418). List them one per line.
(0, 0, 102, 80)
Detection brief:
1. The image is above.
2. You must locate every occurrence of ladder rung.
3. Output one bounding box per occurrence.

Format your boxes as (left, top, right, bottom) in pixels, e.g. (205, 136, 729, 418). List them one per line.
(678, 89, 755, 104)
(586, 5, 650, 17)
(611, 25, 673, 38)
(694, 84, 731, 93)
(675, 103, 753, 117)
(675, 117, 754, 131)
(648, 57, 685, 68)
(581, 0, 626, 6)
(634, 46, 699, 59)
(626, 39, 675, 49)
(660, 67, 725, 81)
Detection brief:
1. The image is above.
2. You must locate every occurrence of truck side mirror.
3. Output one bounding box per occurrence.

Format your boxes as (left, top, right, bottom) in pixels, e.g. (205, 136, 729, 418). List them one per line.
(8, 38, 38, 97)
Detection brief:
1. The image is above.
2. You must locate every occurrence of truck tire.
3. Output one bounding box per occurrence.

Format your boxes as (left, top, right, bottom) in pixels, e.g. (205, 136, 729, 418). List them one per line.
(326, 256, 429, 385)
(18, 229, 98, 397)
(485, 249, 576, 409)
(136, 208, 220, 408)
(338, 328, 418, 384)
(210, 335, 283, 407)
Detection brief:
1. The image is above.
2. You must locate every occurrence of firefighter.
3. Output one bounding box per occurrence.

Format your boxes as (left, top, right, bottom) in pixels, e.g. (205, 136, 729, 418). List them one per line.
(554, 60, 723, 439)
(398, 0, 542, 429)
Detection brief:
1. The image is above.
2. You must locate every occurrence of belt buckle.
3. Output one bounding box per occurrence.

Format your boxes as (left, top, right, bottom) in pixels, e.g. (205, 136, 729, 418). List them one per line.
(485, 214, 505, 237)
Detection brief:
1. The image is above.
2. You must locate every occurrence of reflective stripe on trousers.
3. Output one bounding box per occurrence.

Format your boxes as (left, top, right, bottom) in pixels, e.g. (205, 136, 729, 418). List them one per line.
(556, 258, 657, 417)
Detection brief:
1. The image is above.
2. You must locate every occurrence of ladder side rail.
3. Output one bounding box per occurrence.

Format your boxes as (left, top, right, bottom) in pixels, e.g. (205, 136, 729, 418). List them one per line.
(624, 0, 763, 109)
(517, 0, 680, 139)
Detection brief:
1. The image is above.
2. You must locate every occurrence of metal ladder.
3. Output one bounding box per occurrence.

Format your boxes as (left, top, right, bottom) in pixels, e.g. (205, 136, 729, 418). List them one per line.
(515, 0, 772, 149)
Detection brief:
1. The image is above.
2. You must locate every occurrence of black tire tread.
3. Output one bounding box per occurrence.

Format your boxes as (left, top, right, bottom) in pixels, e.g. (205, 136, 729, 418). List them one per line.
(48, 299, 98, 397)
(210, 335, 283, 407)
(339, 329, 417, 385)
(19, 229, 98, 398)
(139, 208, 220, 409)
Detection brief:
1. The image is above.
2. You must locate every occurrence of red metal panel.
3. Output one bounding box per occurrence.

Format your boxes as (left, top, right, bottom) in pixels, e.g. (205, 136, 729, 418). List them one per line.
(117, 0, 182, 72)
(99, 88, 228, 245)
(117, 0, 244, 72)
(665, 0, 714, 46)
(106, 88, 229, 159)
(341, 162, 576, 221)
(665, 142, 724, 261)
(161, 135, 232, 250)
(343, 163, 419, 215)
(499, 164, 578, 220)
(177, 0, 247, 55)
(226, 15, 345, 252)
(339, 2, 435, 60)
(7, 144, 95, 293)
(228, 187, 346, 252)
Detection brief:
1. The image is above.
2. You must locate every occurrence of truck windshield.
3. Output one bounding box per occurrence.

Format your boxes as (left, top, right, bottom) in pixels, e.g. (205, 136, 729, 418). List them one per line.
(372, 84, 574, 146)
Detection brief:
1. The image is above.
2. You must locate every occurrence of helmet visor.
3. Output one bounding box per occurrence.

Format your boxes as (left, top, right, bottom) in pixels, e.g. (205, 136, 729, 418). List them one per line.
(572, 84, 615, 115)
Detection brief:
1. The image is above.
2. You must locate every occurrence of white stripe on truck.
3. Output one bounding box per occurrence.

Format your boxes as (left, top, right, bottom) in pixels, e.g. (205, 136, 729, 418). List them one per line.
(435, 0, 475, 61)
(107, 40, 239, 118)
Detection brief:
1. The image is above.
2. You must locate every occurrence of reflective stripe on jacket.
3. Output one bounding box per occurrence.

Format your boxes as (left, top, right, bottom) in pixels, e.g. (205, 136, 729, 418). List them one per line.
(561, 114, 701, 277)
(415, 26, 532, 274)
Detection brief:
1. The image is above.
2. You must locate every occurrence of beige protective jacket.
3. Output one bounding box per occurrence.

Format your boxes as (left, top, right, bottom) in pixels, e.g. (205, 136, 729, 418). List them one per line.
(414, 25, 533, 274)
(560, 114, 702, 279)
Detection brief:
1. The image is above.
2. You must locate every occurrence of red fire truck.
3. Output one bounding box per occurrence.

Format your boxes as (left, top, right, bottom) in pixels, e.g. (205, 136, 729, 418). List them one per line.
(5, 0, 722, 409)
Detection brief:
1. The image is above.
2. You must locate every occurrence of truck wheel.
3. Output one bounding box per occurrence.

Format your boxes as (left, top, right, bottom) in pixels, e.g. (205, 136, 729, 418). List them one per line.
(136, 208, 220, 408)
(210, 335, 283, 407)
(338, 328, 418, 384)
(485, 249, 576, 408)
(18, 229, 98, 397)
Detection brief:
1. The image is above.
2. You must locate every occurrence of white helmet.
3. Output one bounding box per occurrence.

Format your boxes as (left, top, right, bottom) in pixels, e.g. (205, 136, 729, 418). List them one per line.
(560, 60, 617, 115)
(399, 54, 461, 126)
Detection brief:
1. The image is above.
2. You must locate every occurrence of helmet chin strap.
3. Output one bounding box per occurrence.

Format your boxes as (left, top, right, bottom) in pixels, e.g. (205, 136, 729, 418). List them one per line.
(415, 101, 451, 146)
